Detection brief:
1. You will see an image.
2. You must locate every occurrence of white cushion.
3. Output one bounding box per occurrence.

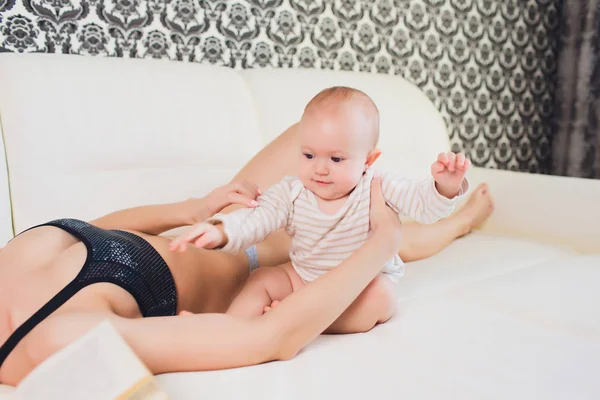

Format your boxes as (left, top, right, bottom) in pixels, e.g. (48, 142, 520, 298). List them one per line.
(466, 166, 600, 254)
(0, 53, 263, 233)
(397, 232, 574, 302)
(157, 247, 600, 400)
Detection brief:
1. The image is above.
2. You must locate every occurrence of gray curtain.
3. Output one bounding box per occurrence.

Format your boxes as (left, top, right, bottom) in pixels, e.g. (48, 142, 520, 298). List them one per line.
(553, 0, 600, 179)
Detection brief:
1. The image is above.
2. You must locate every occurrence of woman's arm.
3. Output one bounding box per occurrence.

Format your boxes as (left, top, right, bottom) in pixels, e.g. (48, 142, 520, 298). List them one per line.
(89, 199, 200, 235)
(117, 233, 399, 375)
(89, 181, 261, 235)
(171, 179, 294, 253)
(119, 174, 403, 373)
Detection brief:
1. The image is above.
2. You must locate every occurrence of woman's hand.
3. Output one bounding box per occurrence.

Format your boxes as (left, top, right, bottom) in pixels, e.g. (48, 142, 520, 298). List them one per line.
(187, 181, 262, 224)
(369, 171, 403, 252)
(169, 222, 226, 252)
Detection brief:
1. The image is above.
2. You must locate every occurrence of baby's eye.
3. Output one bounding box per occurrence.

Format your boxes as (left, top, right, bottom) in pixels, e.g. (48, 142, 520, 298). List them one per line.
(331, 157, 343, 163)
(303, 153, 314, 160)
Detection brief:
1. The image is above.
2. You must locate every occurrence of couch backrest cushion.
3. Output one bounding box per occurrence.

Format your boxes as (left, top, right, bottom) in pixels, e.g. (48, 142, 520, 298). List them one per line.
(0, 54, 263, 233)
(0, 54, 451, 238)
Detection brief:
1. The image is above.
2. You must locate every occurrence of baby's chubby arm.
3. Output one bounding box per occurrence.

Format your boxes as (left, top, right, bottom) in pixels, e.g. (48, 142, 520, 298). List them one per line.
(380, 152, 470, 223)
(169, 178, 295, 254)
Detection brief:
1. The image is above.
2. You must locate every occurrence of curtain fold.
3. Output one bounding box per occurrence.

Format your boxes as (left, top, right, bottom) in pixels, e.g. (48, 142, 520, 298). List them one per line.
(552, 0, 600, 179)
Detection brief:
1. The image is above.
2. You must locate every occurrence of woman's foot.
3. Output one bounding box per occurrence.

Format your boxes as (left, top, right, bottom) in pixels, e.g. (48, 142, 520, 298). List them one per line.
(454, 183, 494, 236)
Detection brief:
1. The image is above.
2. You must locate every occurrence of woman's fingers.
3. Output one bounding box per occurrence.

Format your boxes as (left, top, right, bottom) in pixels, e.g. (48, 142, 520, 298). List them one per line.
(169, 223, 210, 252)
(369, 172, 386, 217)
(228, 192, 259, 208)
(244, 180, 261, 197)
(369, 172, 386, 230)
(369, 172, 402, 241)
(371, 171, 381, 191)
(228, 181, 261, 207)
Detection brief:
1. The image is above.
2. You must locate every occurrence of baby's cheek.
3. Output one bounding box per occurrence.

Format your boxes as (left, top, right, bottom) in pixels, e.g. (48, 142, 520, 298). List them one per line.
(341, 166, 364, 189)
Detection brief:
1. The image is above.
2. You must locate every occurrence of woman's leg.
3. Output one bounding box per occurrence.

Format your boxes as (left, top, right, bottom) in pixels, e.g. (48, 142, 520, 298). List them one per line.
(218, 123, 301, 268)
(254, 182, 494, 267)
(229, 122, 300, 191)
(398, 183, 494, 262)
(221, 121, 494, 266)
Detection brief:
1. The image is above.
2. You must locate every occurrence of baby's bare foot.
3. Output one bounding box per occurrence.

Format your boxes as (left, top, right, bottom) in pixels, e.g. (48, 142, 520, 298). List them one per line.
(178, 310, 194, 316)
(263, 300, 281, 314)
(455, 183, 494, 235)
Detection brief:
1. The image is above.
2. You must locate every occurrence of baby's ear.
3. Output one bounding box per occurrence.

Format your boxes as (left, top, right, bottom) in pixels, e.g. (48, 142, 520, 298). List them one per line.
(365, 148, 382, 168)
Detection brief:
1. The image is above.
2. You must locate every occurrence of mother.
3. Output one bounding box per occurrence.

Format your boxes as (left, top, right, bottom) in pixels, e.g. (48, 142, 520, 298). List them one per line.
(0, 123, 493, 386)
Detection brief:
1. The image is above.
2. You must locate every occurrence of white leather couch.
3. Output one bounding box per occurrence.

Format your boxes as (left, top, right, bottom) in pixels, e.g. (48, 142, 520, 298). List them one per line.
(0, 53, 599, 399)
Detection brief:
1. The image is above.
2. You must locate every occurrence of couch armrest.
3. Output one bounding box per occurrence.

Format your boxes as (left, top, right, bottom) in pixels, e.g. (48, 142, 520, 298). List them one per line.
(0, 120, 13, 246)
(465, 167, 600, 254)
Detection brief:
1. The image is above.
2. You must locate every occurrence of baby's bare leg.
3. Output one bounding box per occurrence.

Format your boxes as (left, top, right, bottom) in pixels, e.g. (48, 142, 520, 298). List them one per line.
(324, 274, 397, 334)
(226, 262, 302, 318)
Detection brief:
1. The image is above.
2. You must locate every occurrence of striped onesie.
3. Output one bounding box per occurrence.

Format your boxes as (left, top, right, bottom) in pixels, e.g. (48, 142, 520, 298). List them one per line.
(208, 168, 468, 283)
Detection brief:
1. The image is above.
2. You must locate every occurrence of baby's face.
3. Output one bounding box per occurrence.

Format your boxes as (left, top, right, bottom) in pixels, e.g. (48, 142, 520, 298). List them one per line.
(298, 106, 374, 201)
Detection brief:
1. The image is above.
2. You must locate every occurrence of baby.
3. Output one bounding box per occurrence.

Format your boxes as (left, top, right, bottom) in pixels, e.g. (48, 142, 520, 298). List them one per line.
(170, 86, 470, 333)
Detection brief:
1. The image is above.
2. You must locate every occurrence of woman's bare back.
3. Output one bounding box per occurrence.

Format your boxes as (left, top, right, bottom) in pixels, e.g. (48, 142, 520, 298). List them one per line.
(0, 223, 250, 385)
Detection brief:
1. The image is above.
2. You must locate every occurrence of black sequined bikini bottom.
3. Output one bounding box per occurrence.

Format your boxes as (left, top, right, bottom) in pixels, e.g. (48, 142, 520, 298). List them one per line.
(0, 219, 178, 369)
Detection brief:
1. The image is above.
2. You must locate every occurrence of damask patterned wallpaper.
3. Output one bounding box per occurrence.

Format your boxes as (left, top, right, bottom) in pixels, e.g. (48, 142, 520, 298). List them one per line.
(0, 0, 560, 173)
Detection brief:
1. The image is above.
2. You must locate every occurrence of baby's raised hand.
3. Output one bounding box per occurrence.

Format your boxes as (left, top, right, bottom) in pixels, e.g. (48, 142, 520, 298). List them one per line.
(169, 222, 225, 252)
(430, 152, 471, 198)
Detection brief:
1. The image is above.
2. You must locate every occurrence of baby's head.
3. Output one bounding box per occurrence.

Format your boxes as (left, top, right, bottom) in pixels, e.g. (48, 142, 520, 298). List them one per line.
(298, 86, 380, 201)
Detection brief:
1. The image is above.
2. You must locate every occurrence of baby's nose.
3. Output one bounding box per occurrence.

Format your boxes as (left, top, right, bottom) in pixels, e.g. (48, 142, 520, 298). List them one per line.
(315, 160, 329, 174)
